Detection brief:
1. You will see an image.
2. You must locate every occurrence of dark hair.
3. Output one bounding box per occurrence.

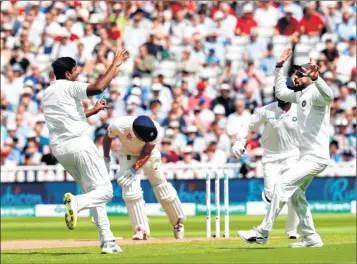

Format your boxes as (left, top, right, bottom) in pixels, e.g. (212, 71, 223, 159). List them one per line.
(330, 140, 339, 148)
(51, 57, 76, 80)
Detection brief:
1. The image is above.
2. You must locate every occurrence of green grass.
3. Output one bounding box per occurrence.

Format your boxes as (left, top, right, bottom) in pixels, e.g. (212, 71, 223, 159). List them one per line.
(1, 214, 356, 264)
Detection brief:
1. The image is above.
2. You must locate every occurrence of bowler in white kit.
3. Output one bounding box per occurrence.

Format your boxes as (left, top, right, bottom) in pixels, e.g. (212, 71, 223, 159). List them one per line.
(43, 49, 129, 254)
(103, 115, 185, 240)
(232, 83, 300, 239)
(238, 49, 334, 248)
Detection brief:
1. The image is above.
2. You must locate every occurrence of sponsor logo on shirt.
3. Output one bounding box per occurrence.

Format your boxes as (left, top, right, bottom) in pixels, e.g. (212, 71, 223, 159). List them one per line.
(302, 100, 307, 108)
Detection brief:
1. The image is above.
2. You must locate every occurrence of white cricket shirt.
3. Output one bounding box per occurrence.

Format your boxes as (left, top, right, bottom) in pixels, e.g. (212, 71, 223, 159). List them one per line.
(237, 102, 299, 164)
(275, 67, 334, 164)
(108, 116, 163, 157)
(43, 80, 89, 146)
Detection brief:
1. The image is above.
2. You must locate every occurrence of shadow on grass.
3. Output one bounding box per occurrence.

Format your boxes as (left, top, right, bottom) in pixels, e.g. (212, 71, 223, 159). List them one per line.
(1, 252, 89, 256)
(217, 247, 276, 250)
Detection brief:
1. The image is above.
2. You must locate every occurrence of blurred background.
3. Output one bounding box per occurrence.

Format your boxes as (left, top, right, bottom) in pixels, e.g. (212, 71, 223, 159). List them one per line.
(0, 0, 355, 185)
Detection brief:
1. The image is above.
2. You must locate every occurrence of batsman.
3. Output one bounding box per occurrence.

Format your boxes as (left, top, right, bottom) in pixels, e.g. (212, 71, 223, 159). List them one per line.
(103, 115, 185, 240)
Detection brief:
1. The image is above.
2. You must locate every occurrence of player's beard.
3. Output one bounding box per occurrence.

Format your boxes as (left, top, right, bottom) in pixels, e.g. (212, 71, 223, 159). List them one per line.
(277, 99, 289, 108)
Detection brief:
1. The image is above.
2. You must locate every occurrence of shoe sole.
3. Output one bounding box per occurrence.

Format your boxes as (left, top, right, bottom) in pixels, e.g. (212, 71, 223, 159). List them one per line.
(238, 231, 267, 245)
(63, 193, 77, 230)
(101, 249, 122, 254)
(289, 242, 324, 248)
(237, 232, 255, 244)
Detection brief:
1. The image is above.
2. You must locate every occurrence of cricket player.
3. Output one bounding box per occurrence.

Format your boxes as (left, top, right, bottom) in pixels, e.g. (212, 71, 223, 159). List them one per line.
(238, 49, 333, 248)
(102, 115, 185, 240)
(232, 83, 300, 239)
(43, 49, 129, 254)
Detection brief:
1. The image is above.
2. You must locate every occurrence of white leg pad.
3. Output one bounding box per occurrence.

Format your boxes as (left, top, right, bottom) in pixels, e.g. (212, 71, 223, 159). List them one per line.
(122, 183, 150, 235)
(153, 182, 185, 225)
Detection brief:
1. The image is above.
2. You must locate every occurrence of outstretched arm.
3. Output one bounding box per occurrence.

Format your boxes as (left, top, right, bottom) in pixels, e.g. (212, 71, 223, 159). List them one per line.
(305, 59, 334, 106)
(274, 48, 297, 103)
(236, 107, 267, 139)
(86, 49, 129, 97)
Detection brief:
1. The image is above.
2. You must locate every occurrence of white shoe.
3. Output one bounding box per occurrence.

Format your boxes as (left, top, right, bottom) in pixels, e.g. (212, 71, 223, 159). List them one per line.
(63, 193, 78, 230)
(238, 227, 268, 245)
(174, 219, 184, 239)
(288, 234, 323, 248)
(132, 226, 147, 240)
(101, 240, 123, 254)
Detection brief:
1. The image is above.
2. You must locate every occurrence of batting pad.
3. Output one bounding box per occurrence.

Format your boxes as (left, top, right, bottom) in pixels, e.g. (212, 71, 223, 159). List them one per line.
(122, 184, 150, 235)
(153, 182, 186, 225)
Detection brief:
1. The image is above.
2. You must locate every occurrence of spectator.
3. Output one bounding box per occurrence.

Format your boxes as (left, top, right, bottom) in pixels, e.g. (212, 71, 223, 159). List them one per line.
(191, 38, 206, 66)
(80, 24, 101, 58)
(205, 121, 231, 155)
(336, 44, 356, 83)
(187, 81, 212, 112)
(227, 99, 251, 136)
(254, 1, 278, 29)
(275, 5, 299, 42)
(299, 3, 324, 37)
(201, 140, 227, 165)
(41, 148, 58, 165)
(219, 2, 237, 37)
(330, 140, 343, 163)
(160, 137, 179, 163)
(211, 84, 235, 117)
(185, 125, 206, 153)
(277, 1, 303, 21)
(244, 28, 266, 63)
(134, 45, 156, 77)
(235, 4, 258, 36)
(337, 7, 356, 42)
(175, 146, 200, 179)
(322, 39, 339, 63)
(123, 9, 147, 57)
(259, 43, 277, 76)
(323, 2, 342, 33)
(235, 61, 267, 93)
(144, 32, 163, 58)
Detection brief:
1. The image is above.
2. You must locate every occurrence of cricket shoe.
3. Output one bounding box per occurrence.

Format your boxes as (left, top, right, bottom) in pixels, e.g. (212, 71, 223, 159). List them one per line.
(174, 219, 184, 239)
(63, 193, 78, 230)
(238, 227, 268, 245)
(132, 226, 148, 240)
(101, 240, 123, 254)
(288, 234, 323, 248)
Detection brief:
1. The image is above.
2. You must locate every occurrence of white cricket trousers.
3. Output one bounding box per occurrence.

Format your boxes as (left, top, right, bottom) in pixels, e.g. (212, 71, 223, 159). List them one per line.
(52, 136, 115, 244)
(259, 156, 327, 237)
(263, 156, 299, 236)
(118, 154, 185, 235)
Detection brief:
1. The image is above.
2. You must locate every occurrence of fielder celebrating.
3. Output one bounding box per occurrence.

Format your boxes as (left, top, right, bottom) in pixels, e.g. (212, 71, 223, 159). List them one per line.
(238, 49, 333, 248)
(43, 49, 129, 254)
(103, 115, 185, 240)
(232, 84, 300, 239)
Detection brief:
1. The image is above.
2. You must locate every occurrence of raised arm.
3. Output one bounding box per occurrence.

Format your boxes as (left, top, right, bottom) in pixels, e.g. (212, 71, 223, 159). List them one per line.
(305, 59, 334, 106)
(274, 48, 297, 103)
(86, 49, 129, 97)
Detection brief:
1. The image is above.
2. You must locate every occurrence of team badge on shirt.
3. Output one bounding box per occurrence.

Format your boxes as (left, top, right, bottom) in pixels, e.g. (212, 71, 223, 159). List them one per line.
(302, 100, 307, 107)
(127, 133, 132, 140)
(292, 117, 297, 122)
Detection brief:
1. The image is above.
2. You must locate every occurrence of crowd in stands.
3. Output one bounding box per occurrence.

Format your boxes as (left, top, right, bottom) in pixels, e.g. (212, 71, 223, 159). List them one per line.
(1, 1, 356, 178)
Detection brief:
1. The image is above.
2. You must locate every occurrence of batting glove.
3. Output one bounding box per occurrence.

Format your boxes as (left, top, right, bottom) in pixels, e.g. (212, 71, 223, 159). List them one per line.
(231, 137, 246, 159)
(104, 156, 111, 174)
(117, 168, 136, 187)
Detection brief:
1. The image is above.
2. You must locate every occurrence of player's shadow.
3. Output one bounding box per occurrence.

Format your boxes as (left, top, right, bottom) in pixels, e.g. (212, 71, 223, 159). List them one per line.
(217, 247, 276, 250)
(2, 252, 89, 256)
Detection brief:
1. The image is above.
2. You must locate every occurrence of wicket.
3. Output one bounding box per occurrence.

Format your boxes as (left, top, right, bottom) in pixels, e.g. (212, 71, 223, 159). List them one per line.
(206, 171, 229, 238)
